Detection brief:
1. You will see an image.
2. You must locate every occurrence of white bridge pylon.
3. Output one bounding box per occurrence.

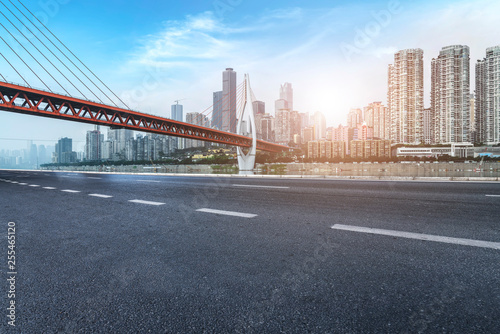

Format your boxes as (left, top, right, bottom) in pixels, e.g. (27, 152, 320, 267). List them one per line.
(237, 74, 257, 174)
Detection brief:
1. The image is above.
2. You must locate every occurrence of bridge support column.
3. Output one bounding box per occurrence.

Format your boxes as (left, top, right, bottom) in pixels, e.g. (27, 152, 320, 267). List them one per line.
(237, 74, 257, 175)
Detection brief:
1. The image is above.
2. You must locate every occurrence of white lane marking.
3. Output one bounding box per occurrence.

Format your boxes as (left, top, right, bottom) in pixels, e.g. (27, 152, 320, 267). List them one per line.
(89, 194, 113, 198)
(137, 180, 161, 183)
(19, 183, 28, 185)
(11, 181, 18, 184)
(29, 185, 40, 187)
(43, 187, 57, 190)
(486, 195, 500, 197)
(61, 189, 81, 193)
(129, 199, 165, 206)
(196, 208, 258, 218)
(331, 224, 500, 250)
(233, 184, 290, 189)
(87, 177, 102, 180)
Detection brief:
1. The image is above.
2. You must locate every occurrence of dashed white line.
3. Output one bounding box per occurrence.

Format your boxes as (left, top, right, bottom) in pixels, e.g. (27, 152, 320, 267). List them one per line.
(137, 180, 161, 183)
(129, 199, 165, 206)
(61, 189, 81, 193)
(196, 208, 258, 218)
(486, 195, 500, 197)
(87, 177, 102, 180)
(18, 183, 28, 185)
(29, 185, 40, 187)
(89, 194, 113, 198)
(331, 224, 500, 250)
(233, 184, 290, 189)
(43, 187, 57, 190)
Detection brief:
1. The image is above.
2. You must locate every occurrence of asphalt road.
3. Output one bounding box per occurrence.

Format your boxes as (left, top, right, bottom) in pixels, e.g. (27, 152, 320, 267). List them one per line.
(0, 170, 499, 333)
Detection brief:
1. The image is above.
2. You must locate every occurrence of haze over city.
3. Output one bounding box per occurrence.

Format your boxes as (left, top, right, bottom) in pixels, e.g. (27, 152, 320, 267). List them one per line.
(1, 0, 499, 151)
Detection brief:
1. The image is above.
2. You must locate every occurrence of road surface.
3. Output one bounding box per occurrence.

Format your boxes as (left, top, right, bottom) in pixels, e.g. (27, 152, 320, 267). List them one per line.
(0, 170, 499, 333)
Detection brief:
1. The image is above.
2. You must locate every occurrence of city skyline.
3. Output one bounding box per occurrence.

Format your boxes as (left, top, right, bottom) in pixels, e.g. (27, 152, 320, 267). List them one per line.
(1, 0, 500, 151)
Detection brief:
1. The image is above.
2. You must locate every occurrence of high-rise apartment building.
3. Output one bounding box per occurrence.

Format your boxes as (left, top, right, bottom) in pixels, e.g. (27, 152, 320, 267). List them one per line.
(313, 111, 326, 140)
(222, 68, 237, 133)
(261, 114, 275, 142)
(186, 112, 210, 148)
(347, 108, 363, 129)
(299, 112, 310, 129)
(388, 48, 424, 144)
(364, 102, 389, 140)
(108, 128, 134, 160)
(475, 45, 500, 144)
(85, 126, 103, 161)
(422, 108, 434, 145)
(431, 45, 470, 144)
(302, 126, 315, 144)
(275, 105, 291, 144)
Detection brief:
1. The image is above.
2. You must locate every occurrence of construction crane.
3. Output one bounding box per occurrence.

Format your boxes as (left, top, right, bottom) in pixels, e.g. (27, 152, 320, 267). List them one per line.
(174, 99, 186, 105)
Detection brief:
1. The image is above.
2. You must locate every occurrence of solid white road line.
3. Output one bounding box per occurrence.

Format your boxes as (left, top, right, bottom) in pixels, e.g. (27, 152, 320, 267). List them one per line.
(89, 194, 113, 198)
(486, 195, 500, 197)
(196, 208, 258, 218)
(43, 187, 56, 190)
(61, 189, 81, 193)
(129, 199, 165, 206)
(233, 184, 290, 189)
(137, 180, 162, 183)
(331, 224, 500, 250)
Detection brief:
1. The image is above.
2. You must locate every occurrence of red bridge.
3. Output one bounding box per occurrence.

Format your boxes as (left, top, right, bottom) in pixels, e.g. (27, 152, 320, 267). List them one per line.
(0, 81, 287, 153)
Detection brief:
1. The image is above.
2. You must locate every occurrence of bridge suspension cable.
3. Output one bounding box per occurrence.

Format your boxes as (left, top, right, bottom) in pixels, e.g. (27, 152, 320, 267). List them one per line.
(14, 0, 131, 109)
(0, 50, 28, 85)
(0, 2, 88, 98)
(0, 0, 97, 102)
(0, 19, 69, 94)
(0, 35, 49, 90)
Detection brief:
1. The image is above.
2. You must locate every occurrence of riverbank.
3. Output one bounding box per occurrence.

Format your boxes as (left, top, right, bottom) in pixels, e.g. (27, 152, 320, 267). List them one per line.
(34, 161, 500, 179)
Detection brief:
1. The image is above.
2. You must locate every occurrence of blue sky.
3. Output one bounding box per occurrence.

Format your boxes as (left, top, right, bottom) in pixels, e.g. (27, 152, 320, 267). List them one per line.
(1, 0, 499, 151)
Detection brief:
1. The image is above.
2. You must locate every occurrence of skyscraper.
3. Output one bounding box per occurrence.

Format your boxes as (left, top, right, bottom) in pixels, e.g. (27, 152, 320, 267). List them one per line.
(280, 82, 293, 112)
(431, 45, 470, 144)
(313, 111, 326, 140)
(171, 102, 184, 150)
(222, 68, 237, 133)
(55, 137, 75, 164)
(253, 101, 265, 139)
(388, 48, 424, 144)
(275, 99, 291, 144)
(475, 45, 500, 144)
(212, 91, 223, 130)
(171, 102, 183, 122)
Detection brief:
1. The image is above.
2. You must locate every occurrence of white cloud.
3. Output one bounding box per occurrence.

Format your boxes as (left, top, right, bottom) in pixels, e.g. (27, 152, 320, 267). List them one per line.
(131, 12, 235, 69)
